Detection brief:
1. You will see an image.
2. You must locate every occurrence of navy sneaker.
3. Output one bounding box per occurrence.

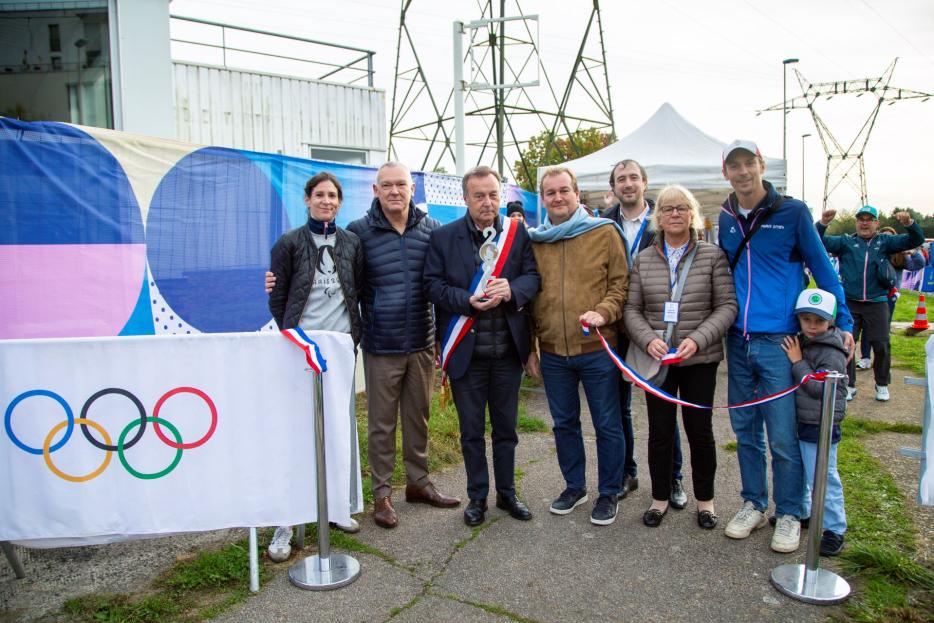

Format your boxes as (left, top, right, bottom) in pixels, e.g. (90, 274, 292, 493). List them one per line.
(590, 494, 619, 526)
(549, 488, 588, 515)
(820, 530, 845, 556)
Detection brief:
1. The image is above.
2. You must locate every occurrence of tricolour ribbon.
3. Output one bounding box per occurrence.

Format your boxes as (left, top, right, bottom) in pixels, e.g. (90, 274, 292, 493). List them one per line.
(439, 216, 519, 374)
(281, 327, 328, 373)
(582, 322, 828, 410)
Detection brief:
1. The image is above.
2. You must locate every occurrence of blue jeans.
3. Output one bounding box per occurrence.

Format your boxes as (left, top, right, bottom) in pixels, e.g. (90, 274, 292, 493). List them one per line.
(799, 440, 847, 534)
(541, 350, 624, 496)
(727, 331, 804, 517)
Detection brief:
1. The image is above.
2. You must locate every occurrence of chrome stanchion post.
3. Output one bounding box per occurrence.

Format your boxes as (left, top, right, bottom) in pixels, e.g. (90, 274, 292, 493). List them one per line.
(771, 370, 850, 604)
(288, 369, 360, 590)
(248, 528, 259, 593)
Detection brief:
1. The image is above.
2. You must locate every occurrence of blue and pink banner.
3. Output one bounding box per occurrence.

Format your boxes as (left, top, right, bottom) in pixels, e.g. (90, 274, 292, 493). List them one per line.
(0, 118, 539, 340)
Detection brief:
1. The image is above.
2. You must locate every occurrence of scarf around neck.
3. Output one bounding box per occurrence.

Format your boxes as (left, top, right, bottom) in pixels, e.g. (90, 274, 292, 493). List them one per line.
(528, 206, 623, 243)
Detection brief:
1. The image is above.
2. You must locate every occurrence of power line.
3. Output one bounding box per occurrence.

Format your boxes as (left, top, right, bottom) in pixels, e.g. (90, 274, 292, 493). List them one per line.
(858, 0, 934, 68)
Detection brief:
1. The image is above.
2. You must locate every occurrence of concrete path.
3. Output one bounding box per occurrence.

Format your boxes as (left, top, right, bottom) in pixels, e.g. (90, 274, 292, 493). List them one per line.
(214, 371, 847, 623)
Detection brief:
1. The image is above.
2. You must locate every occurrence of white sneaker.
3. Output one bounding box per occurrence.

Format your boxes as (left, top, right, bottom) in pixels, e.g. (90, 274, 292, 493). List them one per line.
(846, 386, 857, 401)
(330, 517, 361, 533)
(875, 385, 890, 401)
(856, 357, 871, 370)
(771, 514, 801, 553)
(724, 501, 767, 539)
(267, 525, 293, 562)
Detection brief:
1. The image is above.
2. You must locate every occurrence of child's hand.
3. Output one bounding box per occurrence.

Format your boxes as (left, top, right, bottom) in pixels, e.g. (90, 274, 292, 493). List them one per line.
(782, 335, 803, 363)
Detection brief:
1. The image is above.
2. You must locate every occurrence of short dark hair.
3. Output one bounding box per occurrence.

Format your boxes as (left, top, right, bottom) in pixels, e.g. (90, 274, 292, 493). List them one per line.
(608, 159, 647, 187)
(462, 165, 502, 196)
(506, 200, 524, 217)
(304, 172, 343, 202)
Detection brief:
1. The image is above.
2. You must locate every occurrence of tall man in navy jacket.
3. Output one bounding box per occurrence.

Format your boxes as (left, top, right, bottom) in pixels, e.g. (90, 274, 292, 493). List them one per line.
(718, 140, 854, 554)
(423, 166, 541, 526)
(602, 159, 686, 508)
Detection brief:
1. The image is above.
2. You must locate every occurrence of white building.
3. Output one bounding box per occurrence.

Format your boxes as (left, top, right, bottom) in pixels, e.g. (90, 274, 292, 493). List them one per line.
(0, 0, 386, 163)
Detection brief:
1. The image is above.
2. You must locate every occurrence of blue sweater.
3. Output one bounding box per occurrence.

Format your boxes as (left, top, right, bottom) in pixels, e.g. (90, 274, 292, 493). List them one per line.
(718, 182, 853, 334)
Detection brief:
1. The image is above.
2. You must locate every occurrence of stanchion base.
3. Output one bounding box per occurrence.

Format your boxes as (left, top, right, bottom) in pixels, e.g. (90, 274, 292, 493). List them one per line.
(288, 553, 360, 590)
(771, 564, 850, 605)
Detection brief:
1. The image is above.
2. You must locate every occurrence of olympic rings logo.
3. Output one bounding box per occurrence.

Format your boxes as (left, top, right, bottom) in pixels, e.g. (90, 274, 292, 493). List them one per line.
(3, 387, 218, 482)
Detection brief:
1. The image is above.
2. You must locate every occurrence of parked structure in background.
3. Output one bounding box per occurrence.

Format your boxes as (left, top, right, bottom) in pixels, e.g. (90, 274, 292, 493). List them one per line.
(0, 1, 386, 163)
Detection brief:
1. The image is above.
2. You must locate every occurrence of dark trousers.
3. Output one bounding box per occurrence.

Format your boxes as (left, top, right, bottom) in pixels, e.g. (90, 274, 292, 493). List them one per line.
(619, 374, 684, 481)
(450, 356, 523, 500)
(848, 299, 891, 387)
(644, 362, 719, 502)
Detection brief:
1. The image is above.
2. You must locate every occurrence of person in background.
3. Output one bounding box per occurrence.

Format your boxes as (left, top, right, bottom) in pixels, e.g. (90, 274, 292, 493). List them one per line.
(506, 200, 526, 225)
(266, 172, 364, 561)
(624, 185, 736, 529)
(817, 206, 922, 402)
(602, 159, 686, 509)
(781, 288, 849, 556)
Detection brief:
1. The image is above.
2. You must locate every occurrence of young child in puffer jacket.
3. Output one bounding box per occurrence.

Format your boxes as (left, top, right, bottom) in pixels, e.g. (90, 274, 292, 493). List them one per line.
(781, 287, 848, 556)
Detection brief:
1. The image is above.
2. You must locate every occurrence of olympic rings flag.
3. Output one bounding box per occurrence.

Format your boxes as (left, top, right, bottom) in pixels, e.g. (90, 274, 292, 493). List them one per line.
(0, 331, 360, 545)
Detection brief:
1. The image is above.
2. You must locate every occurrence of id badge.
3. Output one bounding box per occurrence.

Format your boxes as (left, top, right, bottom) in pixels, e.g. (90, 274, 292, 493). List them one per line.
(663, 301, 680, 323)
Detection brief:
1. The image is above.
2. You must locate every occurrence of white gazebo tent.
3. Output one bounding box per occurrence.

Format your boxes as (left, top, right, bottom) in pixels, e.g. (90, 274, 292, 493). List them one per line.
(540, 103, 787, 222)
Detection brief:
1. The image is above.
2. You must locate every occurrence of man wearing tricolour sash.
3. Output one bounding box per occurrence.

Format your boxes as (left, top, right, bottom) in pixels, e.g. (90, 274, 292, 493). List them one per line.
(423, 166, 541, 527)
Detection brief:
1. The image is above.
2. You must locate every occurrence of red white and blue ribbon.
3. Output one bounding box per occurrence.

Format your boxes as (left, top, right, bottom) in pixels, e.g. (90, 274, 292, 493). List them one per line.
(439, 216, 519, 373)
(281, 327, 328, 373)
(583, 322, 828, 410)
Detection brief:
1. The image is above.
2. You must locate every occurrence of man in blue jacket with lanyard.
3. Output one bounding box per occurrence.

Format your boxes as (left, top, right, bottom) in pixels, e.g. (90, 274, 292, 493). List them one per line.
(602, 159, 686, 509)
(817, 205, 922, 402)
(423, 166, 541, 526)
(718, 140, 854, 553)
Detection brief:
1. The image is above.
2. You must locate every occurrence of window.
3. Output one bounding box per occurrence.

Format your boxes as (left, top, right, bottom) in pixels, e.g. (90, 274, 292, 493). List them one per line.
(309, 146, 368, 165)
(48, 24, 61, 53)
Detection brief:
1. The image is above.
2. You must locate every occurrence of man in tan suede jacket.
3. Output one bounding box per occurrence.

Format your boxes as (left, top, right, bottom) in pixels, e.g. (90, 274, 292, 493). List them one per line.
(526, 167, 629, 526)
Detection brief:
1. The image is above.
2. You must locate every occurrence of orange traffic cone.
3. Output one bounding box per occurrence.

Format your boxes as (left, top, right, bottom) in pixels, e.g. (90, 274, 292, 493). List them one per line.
(912, 294, 929, 330)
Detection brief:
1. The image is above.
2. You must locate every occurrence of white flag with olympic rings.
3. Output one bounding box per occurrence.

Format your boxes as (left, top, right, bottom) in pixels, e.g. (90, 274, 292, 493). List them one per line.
(0, 330, 360, 544)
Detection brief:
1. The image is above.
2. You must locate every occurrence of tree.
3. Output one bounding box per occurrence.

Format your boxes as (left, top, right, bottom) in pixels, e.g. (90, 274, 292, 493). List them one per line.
(513, 128, 613, 192)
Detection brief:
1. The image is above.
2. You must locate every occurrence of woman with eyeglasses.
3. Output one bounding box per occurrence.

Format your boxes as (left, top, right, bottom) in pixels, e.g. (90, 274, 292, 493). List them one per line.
(623, 185, 737, 529)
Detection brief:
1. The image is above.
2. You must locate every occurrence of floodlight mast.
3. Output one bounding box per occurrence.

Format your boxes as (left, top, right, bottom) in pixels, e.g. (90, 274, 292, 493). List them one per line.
(758, 59, 932, 210)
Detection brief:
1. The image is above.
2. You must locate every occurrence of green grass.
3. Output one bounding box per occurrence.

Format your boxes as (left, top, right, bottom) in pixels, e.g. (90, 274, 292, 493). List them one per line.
(845, 418, 922, 436)
(891, 289, 923, 323)
(62, 539, 269, 623)
(836, 417, 934, 621)
(889, 331, 928, 376)
(517, 414, 548, 432)
(722, 440, 737, 452)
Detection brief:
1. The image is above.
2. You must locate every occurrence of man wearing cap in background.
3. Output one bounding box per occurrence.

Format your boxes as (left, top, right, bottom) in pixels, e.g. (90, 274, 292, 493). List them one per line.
(602, 159, 687, 509)
(718, 139, 854, 554)
(816, 205, 922, 402)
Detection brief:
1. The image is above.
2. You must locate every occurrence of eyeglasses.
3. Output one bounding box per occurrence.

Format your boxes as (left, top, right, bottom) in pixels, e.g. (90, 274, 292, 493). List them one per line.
(660, 205, 691, 215)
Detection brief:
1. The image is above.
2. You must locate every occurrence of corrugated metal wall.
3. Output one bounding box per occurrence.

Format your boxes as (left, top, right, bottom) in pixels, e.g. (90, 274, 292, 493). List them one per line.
(172, 62, 387, 157)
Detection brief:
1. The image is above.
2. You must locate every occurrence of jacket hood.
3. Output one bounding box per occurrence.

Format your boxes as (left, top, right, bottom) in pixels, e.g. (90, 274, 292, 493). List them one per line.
(801, 326, 847, 355)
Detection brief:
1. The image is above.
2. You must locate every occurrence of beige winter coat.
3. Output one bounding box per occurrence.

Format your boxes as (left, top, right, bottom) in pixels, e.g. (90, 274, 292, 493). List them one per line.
(623, 235, 737, 366)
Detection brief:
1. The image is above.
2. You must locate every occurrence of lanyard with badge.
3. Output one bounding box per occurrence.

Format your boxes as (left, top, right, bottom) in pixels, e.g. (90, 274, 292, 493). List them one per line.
(660, 241, 698, 357)
(627, 217, 648, 262)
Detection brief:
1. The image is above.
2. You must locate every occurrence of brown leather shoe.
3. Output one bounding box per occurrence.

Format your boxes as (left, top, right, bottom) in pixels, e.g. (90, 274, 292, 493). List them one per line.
(405, 482, 461, 508)
(373, 496, 398, 529)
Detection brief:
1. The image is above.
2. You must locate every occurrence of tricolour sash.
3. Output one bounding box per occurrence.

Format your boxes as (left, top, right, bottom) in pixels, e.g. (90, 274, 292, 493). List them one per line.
(439, 216, 519, 374)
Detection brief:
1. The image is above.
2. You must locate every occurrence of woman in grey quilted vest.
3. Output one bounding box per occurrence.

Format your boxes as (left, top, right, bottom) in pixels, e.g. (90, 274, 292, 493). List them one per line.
(623, 185, 737, 530)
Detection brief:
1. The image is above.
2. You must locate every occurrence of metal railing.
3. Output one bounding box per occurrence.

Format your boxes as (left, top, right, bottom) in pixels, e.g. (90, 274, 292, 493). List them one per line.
(169, 15, 375, 87)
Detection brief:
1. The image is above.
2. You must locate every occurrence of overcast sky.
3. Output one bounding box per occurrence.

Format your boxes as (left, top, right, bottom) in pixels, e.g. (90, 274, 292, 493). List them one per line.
(170, 0, 934, 214)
